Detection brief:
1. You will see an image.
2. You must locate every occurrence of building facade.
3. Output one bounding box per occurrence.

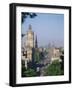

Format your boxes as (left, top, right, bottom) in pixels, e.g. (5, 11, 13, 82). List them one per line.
(21, 25, 36, 68)
(49, 46, 61, 62)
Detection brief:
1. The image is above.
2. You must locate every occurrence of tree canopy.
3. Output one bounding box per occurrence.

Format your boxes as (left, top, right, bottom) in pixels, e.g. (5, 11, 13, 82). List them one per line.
(22, 12, 37, 23)
(45, 60, 64, 76)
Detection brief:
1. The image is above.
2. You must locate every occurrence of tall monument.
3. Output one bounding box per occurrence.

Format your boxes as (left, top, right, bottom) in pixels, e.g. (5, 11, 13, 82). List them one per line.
(26, 24, 34, 48)
(25, 25, 34, 61)
(22, 24, 37, 68)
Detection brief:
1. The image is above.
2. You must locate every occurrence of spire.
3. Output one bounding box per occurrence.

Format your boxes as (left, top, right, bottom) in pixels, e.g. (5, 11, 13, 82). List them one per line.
(29, 24, 32, 30)
(35, 35, 38, 48)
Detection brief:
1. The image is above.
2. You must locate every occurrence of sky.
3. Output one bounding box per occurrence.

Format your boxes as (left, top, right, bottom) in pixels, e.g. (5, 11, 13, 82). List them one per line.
(21, 13, 64, 47)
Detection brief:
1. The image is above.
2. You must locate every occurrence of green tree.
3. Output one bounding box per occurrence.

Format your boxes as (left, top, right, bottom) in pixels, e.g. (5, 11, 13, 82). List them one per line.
(22, 68, 37, 77)
(21, 60, 37, 77)
(34, 50, 40, 63)
(22, 12, 37, 23)
(45, 60, 64, 76)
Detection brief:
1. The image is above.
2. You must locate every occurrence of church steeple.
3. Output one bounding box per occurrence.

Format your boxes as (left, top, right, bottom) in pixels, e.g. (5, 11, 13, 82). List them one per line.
(35, 35, 38, 48)
(29, 24, 32, 31)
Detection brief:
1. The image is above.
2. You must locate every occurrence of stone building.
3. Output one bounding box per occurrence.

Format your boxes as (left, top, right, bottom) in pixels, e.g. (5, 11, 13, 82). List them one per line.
(21, 25, 37, 68)
(25, 25, 34, 61)
(26, 25, 34, 48)
(49, 46, 61, 62)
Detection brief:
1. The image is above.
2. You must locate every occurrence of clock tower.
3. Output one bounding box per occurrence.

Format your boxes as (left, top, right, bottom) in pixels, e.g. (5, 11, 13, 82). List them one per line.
(25, 25, 34, 61)
(26, 25, 34, 48)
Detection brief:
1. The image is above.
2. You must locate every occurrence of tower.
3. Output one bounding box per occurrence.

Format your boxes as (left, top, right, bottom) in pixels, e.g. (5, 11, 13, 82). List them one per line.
(35, 35, 38, 48)
(26, 25, 34, 48)
(26, 25, 34, 61)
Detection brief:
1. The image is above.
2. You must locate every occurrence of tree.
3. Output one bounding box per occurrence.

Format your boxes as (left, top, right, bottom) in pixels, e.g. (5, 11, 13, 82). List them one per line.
(60, 50, 64, 71)
(39, 51, 44, 60)
(22, 12, 37, 23)
(22, 67, 37, 77)
(45, 60, 64, 76)
(34, 50, 40, 63)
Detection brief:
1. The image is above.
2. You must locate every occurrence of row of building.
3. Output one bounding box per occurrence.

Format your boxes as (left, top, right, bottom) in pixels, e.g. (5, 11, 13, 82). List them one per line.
(21, 25, 64, 68)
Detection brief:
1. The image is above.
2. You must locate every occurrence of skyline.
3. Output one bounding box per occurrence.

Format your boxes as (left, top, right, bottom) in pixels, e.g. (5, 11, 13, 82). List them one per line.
(21, 13, 64, 47)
